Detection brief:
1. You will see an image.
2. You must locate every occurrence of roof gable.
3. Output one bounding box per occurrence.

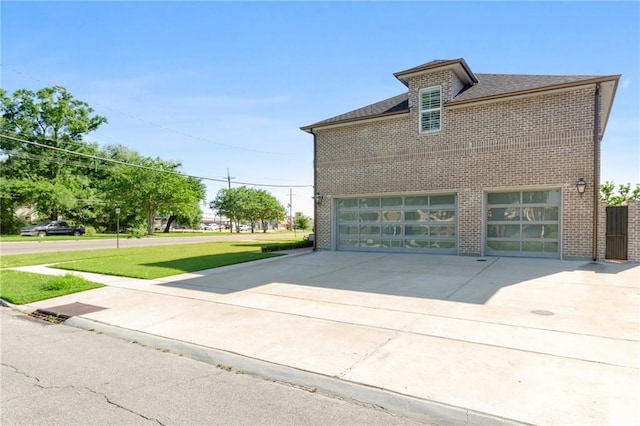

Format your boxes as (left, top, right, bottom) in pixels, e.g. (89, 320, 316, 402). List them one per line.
(393, 58, 478, 87)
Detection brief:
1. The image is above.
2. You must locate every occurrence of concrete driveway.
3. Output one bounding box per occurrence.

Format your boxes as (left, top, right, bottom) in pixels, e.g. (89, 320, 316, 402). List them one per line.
(13, 251, 640, 425)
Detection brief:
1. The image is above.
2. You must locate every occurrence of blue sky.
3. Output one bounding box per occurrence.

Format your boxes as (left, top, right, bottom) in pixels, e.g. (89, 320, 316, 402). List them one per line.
(2, 1, 638, 218)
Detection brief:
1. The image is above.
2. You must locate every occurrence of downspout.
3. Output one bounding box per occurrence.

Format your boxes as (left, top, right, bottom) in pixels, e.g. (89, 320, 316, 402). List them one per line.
(311, 129, 318, 251)
(592, 83, 601, 261)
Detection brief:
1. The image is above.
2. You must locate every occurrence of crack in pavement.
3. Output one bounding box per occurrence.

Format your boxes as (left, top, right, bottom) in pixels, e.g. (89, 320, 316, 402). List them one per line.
(83, 387, 166, 425)
(3, 362, 164, 424)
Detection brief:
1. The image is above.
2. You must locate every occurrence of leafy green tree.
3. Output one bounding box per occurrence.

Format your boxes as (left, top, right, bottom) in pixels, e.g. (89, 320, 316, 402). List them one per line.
(600, 181, 640, 206)
(255, 189, 286, 232)
(210, 187, 285, 233)
(210, 187, 248, 233)
(0, 178, 30, 233)
(100, 147, 205, 235)
(159, 179, 206, 232)
(295, 215, 311, 230)
(0, 86, 107, 225)
(0, 86, 106, 180)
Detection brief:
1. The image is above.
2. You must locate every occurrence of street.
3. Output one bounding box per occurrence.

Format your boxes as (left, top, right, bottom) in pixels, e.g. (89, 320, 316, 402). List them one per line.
(0, 232, 305, 256)
(0, 307, 419, 425)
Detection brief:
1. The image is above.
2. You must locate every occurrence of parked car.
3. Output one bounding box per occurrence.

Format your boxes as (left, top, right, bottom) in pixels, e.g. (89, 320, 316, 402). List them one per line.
(239, 224, 251, 232)
(21, 220, 86, 237)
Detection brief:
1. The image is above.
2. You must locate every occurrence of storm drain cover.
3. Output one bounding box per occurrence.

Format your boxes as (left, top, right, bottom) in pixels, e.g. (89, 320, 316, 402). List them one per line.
(28, 310, 70, 324)
(27, 302, 107, 324)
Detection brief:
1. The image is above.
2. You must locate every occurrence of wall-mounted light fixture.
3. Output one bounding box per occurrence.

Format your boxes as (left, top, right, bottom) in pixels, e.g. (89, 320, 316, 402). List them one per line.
(576, 178, 587, 196)
(313, 192, 325, 204)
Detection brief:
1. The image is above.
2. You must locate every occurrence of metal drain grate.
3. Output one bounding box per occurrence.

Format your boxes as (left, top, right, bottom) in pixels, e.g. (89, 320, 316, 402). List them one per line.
(28, 310, 71, 324)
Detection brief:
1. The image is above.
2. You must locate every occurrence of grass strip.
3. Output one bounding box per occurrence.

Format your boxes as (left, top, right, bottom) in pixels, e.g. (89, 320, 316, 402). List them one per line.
(0, 270, 104, 305)
(1, 241, 290, 279)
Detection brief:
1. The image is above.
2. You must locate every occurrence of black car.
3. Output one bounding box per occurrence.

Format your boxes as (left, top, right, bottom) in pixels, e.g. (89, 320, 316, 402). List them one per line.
(21, 221, 86, 237)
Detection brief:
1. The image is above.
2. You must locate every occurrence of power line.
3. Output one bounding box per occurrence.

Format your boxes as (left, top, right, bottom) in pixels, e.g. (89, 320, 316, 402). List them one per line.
(0, 133, 313, 189)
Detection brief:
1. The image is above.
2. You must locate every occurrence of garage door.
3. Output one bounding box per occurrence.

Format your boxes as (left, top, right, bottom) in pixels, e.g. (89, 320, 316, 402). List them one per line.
(486, 189, 560, 258)
(336, 194, 457, 253)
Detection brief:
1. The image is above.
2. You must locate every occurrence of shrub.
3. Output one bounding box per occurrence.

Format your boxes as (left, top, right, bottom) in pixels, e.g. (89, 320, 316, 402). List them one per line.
(261, 239, 313, 253)
(0, 215, 27, 235)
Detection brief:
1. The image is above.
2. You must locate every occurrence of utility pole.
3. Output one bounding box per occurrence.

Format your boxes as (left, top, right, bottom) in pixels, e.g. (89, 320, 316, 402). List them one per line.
(289, 188, 296, 237)
(226, 168, 235, 189)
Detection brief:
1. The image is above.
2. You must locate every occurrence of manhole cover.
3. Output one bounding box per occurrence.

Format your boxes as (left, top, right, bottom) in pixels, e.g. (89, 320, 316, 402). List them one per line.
(28, 310, 70, 324)
(531, 309, 555, 316)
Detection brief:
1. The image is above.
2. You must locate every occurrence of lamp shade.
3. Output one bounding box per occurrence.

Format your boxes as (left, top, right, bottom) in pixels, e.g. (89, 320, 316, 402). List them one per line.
(576, 178, 587, 195)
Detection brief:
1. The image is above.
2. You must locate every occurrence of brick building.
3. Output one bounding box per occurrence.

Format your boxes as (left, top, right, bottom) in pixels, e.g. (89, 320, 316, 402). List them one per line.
(301, 58, 620, 259)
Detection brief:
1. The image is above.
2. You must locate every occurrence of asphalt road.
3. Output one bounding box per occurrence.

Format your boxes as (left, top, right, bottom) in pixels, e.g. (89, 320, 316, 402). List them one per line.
(1, 307, 419, 425)
(0, 232, 306, 255)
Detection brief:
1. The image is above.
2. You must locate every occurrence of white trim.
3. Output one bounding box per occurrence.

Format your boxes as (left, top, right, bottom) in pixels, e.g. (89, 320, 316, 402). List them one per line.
(395, 63, 476, 86)
(419, 85, 442, 134)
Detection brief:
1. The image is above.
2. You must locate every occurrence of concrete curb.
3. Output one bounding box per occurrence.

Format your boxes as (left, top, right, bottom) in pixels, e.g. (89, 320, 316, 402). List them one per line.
(58, 314, 529, 426)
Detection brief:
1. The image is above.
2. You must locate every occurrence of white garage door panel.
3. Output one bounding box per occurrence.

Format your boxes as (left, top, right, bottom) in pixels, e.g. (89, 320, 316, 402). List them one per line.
(336, 194, 457, 253)
(486, 189, 561, 258)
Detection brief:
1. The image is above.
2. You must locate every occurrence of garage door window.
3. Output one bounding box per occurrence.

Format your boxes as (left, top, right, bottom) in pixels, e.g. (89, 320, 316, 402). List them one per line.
(486, 190, 560, 257)
(337, 194, 456, 253)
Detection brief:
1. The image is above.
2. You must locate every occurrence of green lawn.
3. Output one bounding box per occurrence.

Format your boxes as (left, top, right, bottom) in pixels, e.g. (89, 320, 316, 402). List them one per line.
(0, 238, 309, 304)
(0, 240, 297, 279)
(0, 270, 104, 305)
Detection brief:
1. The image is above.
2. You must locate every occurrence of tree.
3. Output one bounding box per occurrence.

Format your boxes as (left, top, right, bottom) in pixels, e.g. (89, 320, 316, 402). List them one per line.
(210, 187, 286, 233)
(100, 147, 205, 235)
(159, 179, 206, 233)
(295, 215, 311, 230)
(0, 86, 107, 180)
(600, 181, 640, 206)
(210, 187, 249, 233)
(254, 189, 286, 233)
(0, 86, 107, 225)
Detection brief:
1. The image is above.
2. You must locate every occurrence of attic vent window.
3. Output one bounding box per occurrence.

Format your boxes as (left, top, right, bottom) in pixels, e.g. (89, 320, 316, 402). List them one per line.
(419, 86, 441, 133)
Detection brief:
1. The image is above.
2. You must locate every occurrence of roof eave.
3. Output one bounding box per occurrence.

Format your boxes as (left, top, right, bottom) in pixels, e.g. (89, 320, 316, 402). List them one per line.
(446, 75, 621, 108)
(597, 76, 621, 139)
(301, 110, 409, 133)
(393, 58, 478, 87)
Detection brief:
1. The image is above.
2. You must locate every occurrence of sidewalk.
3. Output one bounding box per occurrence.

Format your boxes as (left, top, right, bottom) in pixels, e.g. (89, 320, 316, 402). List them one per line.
(9, 251, 640, 425)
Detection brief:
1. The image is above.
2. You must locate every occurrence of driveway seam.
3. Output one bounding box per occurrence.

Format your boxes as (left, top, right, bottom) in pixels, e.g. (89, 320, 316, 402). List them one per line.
(438, 257, 500, 302)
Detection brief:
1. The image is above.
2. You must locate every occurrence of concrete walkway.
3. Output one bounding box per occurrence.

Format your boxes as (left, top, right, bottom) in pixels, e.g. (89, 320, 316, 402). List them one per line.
(8, 251, 640, 425)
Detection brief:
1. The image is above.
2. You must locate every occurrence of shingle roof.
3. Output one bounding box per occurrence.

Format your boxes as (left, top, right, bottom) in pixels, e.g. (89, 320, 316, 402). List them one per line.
(304, 92, 409, 128)
(301, 68, 616, 131)
(451, 73, 604, 103)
